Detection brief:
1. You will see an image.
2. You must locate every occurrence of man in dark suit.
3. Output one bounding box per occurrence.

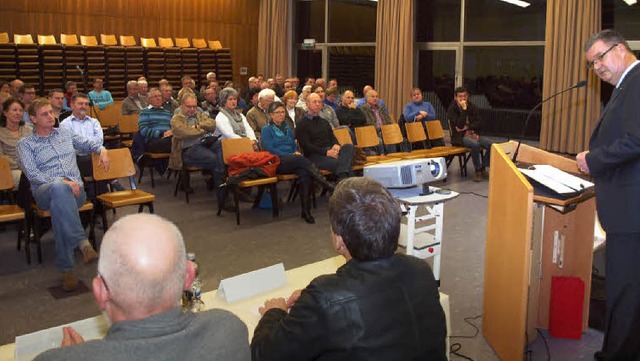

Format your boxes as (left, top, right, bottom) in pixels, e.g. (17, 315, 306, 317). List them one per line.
(577, 30, 640, 361)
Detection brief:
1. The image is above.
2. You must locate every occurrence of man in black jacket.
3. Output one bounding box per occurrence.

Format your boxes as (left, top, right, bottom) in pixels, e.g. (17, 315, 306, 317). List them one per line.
(251, 177, 447, 361)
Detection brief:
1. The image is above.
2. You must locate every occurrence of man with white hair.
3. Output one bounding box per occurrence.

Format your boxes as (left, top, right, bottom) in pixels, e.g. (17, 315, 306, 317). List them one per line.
(121, 80, 149, 115)
(34, 214, 250, 361)
(199, 72, 217, 94)
(246, 88, 275, 141)
(356, 85, 387, 108)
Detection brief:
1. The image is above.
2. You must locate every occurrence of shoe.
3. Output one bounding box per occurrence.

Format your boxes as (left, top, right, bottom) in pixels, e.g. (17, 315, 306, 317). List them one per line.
(111, 181, 125, 191)
(301, 211, 315, 224)
(473, 171, 482, 182)
(62, 272, 79, 292)
(82, 245, 99, 264)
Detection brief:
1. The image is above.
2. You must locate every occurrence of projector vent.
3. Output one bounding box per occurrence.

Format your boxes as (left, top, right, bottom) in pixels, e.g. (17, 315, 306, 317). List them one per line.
(400, 165, 412, 185)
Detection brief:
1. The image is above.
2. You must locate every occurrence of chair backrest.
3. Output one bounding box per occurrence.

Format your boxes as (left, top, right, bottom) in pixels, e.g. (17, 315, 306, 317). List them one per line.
(158, 37, 174, 48)
(0, 32, 10, 44)
(405, 122, 427, 143)
(221, 137, 254, 164)
(425, 120, 445, 140)
(0, 157, 14, 191)
(354, 125, 380, 148)
(60, 34, 78, 46)
(120, 35, 138, 47)
(192, 38, 207, 49)
(14, 34, 34, 44)
(37, 34, 57, 45)
(100, 34, 118, 46)
(333, 128, 352, 145)
(80, 35, 98, 46)
(175, 38, 191, 48)
(119, 114, 139, 134)
(140, 37, 157, 48)
(92, 148, 136, 181)
(208, 40, 222, 50)
(381, 123, 404, 146)
(94, 105, 121, 128)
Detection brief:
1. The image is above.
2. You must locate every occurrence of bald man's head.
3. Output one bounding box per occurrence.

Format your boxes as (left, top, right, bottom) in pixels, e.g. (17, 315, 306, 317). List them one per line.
(98, 214, 186, 318)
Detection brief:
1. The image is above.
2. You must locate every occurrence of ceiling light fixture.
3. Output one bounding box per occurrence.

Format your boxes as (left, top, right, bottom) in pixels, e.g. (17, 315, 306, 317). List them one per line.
(500, 0, 531, 8)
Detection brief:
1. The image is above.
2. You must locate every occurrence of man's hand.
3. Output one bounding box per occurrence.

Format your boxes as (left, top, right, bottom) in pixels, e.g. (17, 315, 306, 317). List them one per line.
(287, 289, 303, 308)
(348, 102, 356, 109)
(576, 151, 590, 174)
(458, 100, 468, 110)
(326, 149, 339, 158)
(419, 110, 428, 117)
(98, 148, 110, 172)
(163, 129, 173, 137)
(62, 179, 81, 197)
(258, 297, 288, 316)
(61, 326, 85, 348)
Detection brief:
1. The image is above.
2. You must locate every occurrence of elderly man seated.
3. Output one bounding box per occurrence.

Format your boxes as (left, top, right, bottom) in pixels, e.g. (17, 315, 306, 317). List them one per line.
(360, 89, 395, 153)
(246, 88, 275, 142)
(121, 80, 149, 115)
(18, 98, 110, 291)
(34, 214, 250, 361)
(251, 177, 447, 361)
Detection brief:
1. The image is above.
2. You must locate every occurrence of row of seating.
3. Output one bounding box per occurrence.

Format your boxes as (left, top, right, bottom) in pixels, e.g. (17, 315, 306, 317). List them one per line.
(0, 32, 232, 97)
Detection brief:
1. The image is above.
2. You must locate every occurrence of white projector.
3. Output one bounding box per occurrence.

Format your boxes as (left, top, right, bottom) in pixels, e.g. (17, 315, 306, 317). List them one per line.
(363, 158, 447, 188)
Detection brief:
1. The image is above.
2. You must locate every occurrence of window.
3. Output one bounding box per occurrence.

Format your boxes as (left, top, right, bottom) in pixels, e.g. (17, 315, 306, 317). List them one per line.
(465, 0, 546, 41)
(416, 0, 461, 42)
(295, 0, 326, 43)
(329, 0, 377, 43)
(328, 46, 375, 97)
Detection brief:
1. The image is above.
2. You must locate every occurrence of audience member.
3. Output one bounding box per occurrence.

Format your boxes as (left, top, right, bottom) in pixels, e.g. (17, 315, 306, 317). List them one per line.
(60, 93, 124, 192)
(201, 87, 220, 118)
(18, 84, 36, 126)
(34, 213, 250, 361)
(63, 81, 77, 110)
(138, 80, 149, 97)
(304, 77, 315, 86)
(49, 89, 69, 127)
(335, 90, 366, 130)
(246, 89, 275, 140)
(291, 77, 301, 93)
(360, 89, 394, 153)
(160, 84, 179, 113)
(122, 81, 149, 115)
(88, 78, 114, 110)
(315, 78, 326, 89)
(199, 72, 217, 94)
(251, 177, 447, 361)
(138, 88, 173, 154)
(182, 76, 202, 102)
(18, 98, 108, 291)
(403, 87, 437, 124)
(297, 85, 311, 110)
(0, 81, 9, 94)
(0, 98, 31, 186)
(261, 102, 334, 224)
(0, 91, 11, 113)
(356, 85, 386, 108)
(9, 79, 24, 98)
(283, 81, 294, 94)
(169, 94, 219, 199)
(295, 93, 353, 180)
(282, 90, 304, 130)
(311, 85, 340, 129)
(323, 87, 339, 110)
(447, 86, 493, 181)
(242, 88, 260, 114)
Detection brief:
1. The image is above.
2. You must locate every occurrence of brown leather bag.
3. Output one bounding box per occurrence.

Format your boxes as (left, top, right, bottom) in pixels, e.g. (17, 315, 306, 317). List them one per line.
(352, 147, 367, 166)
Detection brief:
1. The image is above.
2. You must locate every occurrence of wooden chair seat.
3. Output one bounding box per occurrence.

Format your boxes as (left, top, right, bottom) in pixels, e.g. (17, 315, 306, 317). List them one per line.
(237, 177, 278, 188)
(276, 174, 298, 181)
(97, 190, 155, 208)
(34, 201, 93, 218)
(0, 205, 25, 222)
(365, 155, 400, 163)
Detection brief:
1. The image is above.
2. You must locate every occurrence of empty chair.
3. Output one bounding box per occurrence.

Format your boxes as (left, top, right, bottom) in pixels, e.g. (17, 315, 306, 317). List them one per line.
(380, 123, 427, 159)
(192, 38, 207, 49)
(14, 34, 34, 44)
(80, 35, 98, 46)
(0, 32, 9, 44)
(60, 34, 79, 46)
(120, 35, 139, 47)
(158, 37, 175, 48)
(140, 37, 157, 48)
(0, 157, 27, 262)
(100, 34, 118, 46)
(175, 38, 191, 48)
(208, 40, 222, 50)
(354, 126, 400, 163)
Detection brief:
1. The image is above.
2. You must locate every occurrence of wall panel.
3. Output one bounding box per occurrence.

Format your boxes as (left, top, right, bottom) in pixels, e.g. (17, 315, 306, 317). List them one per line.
(2, 0, 260, 84)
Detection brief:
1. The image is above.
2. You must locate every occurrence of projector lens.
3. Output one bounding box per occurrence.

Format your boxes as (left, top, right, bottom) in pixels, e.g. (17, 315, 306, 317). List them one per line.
(430, 161, 441, 178)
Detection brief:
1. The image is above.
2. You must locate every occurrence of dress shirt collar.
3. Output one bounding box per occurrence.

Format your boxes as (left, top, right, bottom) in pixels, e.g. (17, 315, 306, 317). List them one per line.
(616, 60, 640, 88)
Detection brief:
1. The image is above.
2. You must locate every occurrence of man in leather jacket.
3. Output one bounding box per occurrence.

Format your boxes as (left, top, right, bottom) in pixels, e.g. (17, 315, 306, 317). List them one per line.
(251, 177, 447, 361)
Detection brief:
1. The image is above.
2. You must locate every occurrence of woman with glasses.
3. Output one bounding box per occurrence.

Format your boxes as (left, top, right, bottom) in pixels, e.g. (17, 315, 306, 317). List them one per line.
(261, 101, 334, 224)
(0, 98, 31, 187)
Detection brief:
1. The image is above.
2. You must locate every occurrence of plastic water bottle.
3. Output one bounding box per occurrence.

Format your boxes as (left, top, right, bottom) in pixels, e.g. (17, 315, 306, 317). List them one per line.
(182, 252, 205, 312)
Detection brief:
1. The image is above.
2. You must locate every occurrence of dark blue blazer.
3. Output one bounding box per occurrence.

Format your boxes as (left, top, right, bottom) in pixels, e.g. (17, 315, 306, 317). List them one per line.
(587, 63, 640, 233)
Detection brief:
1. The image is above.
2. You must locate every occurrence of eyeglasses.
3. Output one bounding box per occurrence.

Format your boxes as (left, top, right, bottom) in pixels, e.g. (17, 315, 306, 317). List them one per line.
(97, 272, 110, 292)
(587, 44, 618, 68)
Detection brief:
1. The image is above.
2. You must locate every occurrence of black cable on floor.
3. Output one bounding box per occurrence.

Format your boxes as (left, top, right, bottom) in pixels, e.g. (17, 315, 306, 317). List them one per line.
(536, 329, 551, 361)
(448, 315, 482, 360)
(455, 191, 489, 199)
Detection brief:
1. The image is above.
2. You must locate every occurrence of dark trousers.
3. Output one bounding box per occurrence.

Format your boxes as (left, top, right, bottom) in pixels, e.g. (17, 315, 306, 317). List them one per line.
(307, 144, 354, 176)
(602, 232, 640, 361)
(277, 154, 312, 183)
(145, 136, 172, 153)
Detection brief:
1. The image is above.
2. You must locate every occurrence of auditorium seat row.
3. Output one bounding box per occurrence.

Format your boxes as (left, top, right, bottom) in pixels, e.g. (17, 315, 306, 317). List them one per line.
(0, 33, 233, 97)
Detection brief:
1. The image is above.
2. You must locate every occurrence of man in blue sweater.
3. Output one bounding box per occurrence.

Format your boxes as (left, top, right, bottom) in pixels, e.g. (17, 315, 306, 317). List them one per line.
(138, 88, 173, 153)
(402, 87, 437, 123)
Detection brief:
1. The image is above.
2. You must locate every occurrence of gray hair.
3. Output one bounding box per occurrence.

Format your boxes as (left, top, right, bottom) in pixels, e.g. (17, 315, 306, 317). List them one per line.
(258, 88, 276, 101)
(126, 80, 138, 90)
(584, 29, 630, 52)
(219, 87, 238, 105)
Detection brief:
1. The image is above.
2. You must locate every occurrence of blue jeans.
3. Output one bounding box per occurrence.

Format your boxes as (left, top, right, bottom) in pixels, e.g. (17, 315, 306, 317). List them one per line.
(463, 136, 494, 171)
(34, 181, 87, 272)
(182, 142, 225, 200)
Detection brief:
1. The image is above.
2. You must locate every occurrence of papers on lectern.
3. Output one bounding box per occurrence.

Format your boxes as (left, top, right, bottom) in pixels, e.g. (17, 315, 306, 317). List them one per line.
(519, 165, 594, 198)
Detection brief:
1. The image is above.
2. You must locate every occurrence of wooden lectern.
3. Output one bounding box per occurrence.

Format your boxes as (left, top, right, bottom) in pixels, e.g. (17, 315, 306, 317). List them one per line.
(482, 141, 596, 361)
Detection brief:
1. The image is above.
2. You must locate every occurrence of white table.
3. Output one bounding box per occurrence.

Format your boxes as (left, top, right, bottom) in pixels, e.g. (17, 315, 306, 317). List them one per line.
(0, 256, 451, 360)
(390, 186, 459, 283)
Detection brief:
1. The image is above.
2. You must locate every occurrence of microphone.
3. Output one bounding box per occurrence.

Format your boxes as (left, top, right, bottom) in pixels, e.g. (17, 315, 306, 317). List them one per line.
(512, 80, 587, 163)
(76, 65, 84, 75)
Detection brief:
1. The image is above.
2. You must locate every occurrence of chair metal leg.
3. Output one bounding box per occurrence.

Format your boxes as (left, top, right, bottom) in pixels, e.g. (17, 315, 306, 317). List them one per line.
(150, 167, 155, 188)
(253, 186, 264, 209)
(270, 184, 279, 218)
(233, 187, 240, 225)
(101, 207, 109, 233)
(88, 209, 96, 249)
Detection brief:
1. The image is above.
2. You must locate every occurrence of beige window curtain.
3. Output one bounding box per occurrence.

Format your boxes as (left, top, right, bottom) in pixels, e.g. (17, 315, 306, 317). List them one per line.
(374, 0, 414, 119)
(540, 0, 601, 154)
(257, 0, 290, 78)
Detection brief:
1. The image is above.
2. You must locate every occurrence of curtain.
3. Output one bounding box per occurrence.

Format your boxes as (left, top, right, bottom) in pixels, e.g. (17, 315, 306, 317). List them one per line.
(374, 0, 414, 120)
(539, 0, 601, 154)
(257, 0, 290, 78)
